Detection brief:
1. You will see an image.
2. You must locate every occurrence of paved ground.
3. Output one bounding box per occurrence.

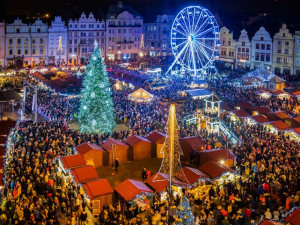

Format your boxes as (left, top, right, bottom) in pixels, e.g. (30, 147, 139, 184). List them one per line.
(97, 158, 162, 187)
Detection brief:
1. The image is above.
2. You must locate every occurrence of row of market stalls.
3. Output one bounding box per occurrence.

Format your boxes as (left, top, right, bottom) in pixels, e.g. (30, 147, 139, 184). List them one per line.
(259, 207, 300, 225)
(221, 101, 300, 141)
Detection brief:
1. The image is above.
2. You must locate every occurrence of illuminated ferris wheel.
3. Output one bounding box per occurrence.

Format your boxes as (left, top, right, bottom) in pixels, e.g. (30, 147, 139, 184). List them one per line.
(167, 6, 220, 77)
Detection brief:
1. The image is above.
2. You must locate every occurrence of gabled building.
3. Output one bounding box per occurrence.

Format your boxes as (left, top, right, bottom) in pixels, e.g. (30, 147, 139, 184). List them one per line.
(251, 26, 272, 70)
(272, 24, 294, 75)
(106, 1, 143, 60)
(67, 12, 105, 65)
(218, 26, 236, 69)
(294, 31, 300, 75)
(48, 16, 68, 65)
(144, 14, 175, 57)
(0, 22, 5, 67)
(235, 29, 251, 69)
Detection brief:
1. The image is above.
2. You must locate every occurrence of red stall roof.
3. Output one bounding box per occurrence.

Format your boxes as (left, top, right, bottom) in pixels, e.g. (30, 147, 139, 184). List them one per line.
(146, 173, 186, 193)
(284, 208, 300, 225)
(115, 179, 153, 201)
(237, 102, 254, 110)
(272, 111, 291, 120)
(76, 142, 105, 154)
(181, 166, 209, 185)
(294, 117, 300, 124)
(221, 102, 233, 112)
(101, 139, 129, 151)
(71, 165, 99, 183)
(146, 131, 166, 144)
(0, 120, 16, 136)
(199, 149, 236, 163)
(199, 161, 235, 179)
(269, 120, 290, 131)
(82, 178, 113, 200)
(292, 91, 300, 97)
(252, 107, 271, 116)
(60, 154, 86, 170)
(251, 115, 269, 124)
(179, 136, 206, 152)
(0, 146, 5, 157)
(0, 172, 3, 186)
(291, 128, 300, 136)
(259, 220, 283, 225)
(232, 109, 250, 118)
(125, 135, 152, 147)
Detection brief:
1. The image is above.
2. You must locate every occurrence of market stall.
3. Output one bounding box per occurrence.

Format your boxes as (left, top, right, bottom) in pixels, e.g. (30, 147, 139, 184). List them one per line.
(71, 165, 99, 184)
(125, 135, 152, 161)
(247, 114, 269, 125)
(101, 138, 129, 165)
(271, 90, 290, 100)
(263, 120, 290, 134)
(283, 128, 300, 142)
(128, 88, 154, 102)
(254, 89, 271, 99)
(59, 154, 87, 174)
(146, 131, 166, 158)
(230, 109, 251, 123)
(114, 179, 154, 213)
(198, 149, 236, 168)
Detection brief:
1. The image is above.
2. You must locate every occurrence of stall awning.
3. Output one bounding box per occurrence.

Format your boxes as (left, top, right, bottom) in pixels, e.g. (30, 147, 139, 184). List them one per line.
(284, 208, 300, 225)
(60, 154, 86, 170)
(76, 142, 105, 154)
(251, 115, 269, 124)
(71, 165, 99, 183)
(115, 179, 153, 201)
(232, 109, 250, 118)
(271, 90, 289, 96)
(269, 120, 290, 131)
(180, 167, 209, 185)
(198, 161, 235, 179)
(294, 117, 300, 124)
(101, 139, 129, 151)
(82, 178, 113, 200)
(146, 131, 166, 144)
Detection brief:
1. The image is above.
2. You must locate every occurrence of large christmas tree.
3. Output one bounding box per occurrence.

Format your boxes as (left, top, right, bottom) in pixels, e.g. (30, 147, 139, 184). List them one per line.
(176, 196, 194, 225)
(78, 41, 115, 134)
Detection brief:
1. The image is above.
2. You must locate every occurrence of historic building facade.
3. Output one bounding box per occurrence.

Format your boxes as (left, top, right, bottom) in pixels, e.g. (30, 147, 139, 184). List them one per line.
(5, 18, 48, 67)
(235, 29, 251, 69)
(144, 14, 175, 57)
(251, 26, 273, 70)
(0, 22, 5, 67)
(294, 31, 300, 75)
(218, 26, 236, 69)
(48, 16, 68, 65)
(272, 24, 294, 75)
(106, 1, 143, 60)
(67, 12, 105, 65)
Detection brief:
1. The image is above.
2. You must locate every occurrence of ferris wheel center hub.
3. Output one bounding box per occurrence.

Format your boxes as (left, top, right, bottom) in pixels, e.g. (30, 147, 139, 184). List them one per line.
(188, 35, 194, 42)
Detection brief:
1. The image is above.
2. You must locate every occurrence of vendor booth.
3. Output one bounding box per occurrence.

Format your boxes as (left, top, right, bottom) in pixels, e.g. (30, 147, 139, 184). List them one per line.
(254, 89, 271, 99)
(59, 154, 86, 173)
(284, 207, 300, 225)
(179, 136, 207, 163)
(185, 89, 211, 99)
(101, 138, 129, 165)
(283, 128, 300, 142)
(180, 166, 209, 186)
(146, 131, 166, 158)
(125, 135, 152, 161)
(114, 179, 154, 213)
(128, 88, 154, 102)
(198, 161, 236, 181)
(263, 120, 290, 134)
(82, 178, 113, 211)
(198, 149, 236, 168)
(271, 90, 290, 100)
(247, 114, 269, 125)
(76, 142, 108, 168)
(230, 109, 250, 123)
(71, 165, 99, 184)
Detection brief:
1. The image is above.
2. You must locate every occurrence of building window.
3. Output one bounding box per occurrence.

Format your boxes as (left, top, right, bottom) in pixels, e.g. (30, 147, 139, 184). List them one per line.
(297, 48, 300, 54)
(17, 49, 21, 55)
(277, 48, 281, 54)
(283, 33, 285, 37)
(32, 39, 36, 44)
(238, 47, 241, 52)
(69, 48, 72, 53)
(260, 37, 264, 41)
(284, 57, 289, 64)
(285, 41, 289, 46)
(242, 42, 245, 46)
(261, 44, 265, 50)
(74, 48, 77, 53)
(69, 40, 72, 44)
(16, 28, 20, 33)
(267, 44, 271, 50)
(74, 40, 77, 44)
(118, 29, 121, 34)
(285, 49, 289, 54)
(17, 39, 21, 44)
(123, 45, 126, 49)
(260, 54, 265, 61)
(40, 38, 43, 44)
(278, 41, 282, 45)
(246, 48, 249, 53)
(266, 54, 270, 62)
(25, 49, 28, 55)
(37, 28, 40, 33)
(32, 48, 36, 54)
(277, 57, 282, 63)
(256, 43, 259, 49)
(9, 49, 13, 55)
(40, 48, 43, 54)
(9, 39, 13, 44)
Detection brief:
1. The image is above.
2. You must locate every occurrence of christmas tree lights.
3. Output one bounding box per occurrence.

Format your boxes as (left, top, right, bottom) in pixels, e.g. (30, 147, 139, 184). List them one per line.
(176, 196, 194, 224)
(78, 41, 115, 134)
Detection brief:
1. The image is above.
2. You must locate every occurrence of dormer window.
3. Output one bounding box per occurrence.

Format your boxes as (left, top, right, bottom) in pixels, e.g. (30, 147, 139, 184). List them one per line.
(260, 37, 264, 41)
(37, 28, 41, 33)
(16, 28, 20, 33)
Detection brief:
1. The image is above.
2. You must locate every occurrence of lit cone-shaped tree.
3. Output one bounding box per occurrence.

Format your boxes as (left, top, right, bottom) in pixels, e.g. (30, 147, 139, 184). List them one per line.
(78, 41, 115, 134)
(176, 196, 194, 225)
(153, 104, 188, 188)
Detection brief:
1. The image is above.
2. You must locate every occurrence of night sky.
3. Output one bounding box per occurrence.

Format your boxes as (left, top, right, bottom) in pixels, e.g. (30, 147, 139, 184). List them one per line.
(2, 0, 300, 36)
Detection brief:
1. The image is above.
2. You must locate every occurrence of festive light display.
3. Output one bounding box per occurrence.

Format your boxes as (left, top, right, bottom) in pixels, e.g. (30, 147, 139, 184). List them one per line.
(153, 104, 188, 188)
(176, 196, 195, 224)
(78, 41, 115, 134)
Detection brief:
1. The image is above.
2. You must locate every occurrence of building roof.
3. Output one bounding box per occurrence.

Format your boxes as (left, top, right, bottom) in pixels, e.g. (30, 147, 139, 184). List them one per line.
(251, 114, 269, 124)
(71, 165, 99, 183)
(268, 75, 285, 83)
(221, 102, 233, 112)
(0, 172, 3, 186)
(252, 107, 271, 115)
(0, 90, 22, 102)
(125, 135, 152, 146)
(186, 89, 211, 98)
(0, 157, 3, 169)
(292, 91, 300, 97)
(128, 88, 154, 102)
(146, 131, 166, 144)
(271, 90, 289, 96)
(146, 173, 186, 193)
(284, 208, 300, 225)
(237, 102, 254, 110)
(0, 146, 5, 157)
(293, 117, 300, 124)
(259, 220, 283, 225)
(198, 161, 235, 179)
(76, 142, 105, 155)
(199, 149, 236, 164)
(205, 94, 221, 102)
(60, 154, 86, 170)
(0, 120, 16, 135)
(181, 166, 209, 185)
(272, 111, 291, 120)
(232, 109, 250, 118)
(101, 138, 129, 151)
(179, 136, 206, 152)
(114, 179, 153, 201)
(0, 136, 7, 145)
(82, 178, 113, 200)
(269, 120, 290, 131)
(291, 128, 300, 136)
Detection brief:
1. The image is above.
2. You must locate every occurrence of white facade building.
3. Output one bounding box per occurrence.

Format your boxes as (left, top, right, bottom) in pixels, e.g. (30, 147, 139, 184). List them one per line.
(6, 18, 48, 67)
(48, 16, 68, 65)
(106, 1, 143, 60)
(294, 31, 300, 75)
(67, 12, 105, 65)
(235, 29, 251, 69)
(251, 26, 273, 70)
(0, 22, 5, 67)
(144, 14, 175, 57)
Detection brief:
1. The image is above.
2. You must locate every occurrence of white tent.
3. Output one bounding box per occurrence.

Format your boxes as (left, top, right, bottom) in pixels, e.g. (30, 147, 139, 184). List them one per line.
(128, 88, 154, 102)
